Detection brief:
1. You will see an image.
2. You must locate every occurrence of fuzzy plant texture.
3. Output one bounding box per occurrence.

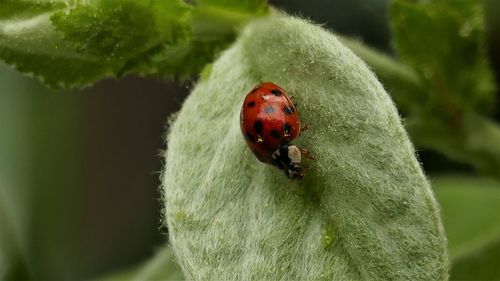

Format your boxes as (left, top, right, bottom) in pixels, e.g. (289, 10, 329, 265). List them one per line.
(163, 14, 449, 280)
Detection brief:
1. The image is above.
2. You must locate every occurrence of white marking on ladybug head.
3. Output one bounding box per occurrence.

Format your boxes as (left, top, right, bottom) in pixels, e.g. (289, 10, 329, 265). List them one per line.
(288, 145, 301, 164)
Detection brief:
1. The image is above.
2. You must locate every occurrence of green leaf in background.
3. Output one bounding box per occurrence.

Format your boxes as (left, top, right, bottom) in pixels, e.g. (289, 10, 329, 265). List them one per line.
(409, 113, 500, 177)
(0, 62, 85, 279)
(344, 0, 500, 182)
(137, 0, 269, 80)
(0, 62, 45, 280)
(0, 0, 190, 88)
(163, 15, 448, 280)
(97, 246, 183, 281)
(390, 0, 496, 118)
(390, 0, 495, 119)
(132, 246, 183, 281)
(434, 176, 500, 280)
(191, 0, 269, 36)
(0, 0, 268, 88)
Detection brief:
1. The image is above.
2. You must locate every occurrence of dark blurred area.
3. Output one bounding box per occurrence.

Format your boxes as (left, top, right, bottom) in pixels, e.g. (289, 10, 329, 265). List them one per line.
(485, 0, 500, 120)
(273, 0, 392, 52)
(1, 0, 499, 280)
(0, 72, 189, 279)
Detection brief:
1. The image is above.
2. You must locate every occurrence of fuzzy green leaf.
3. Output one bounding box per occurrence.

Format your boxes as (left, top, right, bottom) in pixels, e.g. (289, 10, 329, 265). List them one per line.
(434, 176, 500, 280)
(390, 0, 496, 117)
(340, 37, 424, 115)
(163, 15, 448, 280)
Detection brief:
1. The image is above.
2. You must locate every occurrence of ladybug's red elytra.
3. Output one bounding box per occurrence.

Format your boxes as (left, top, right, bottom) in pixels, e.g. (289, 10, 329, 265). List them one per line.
(240, 82, 312, 179)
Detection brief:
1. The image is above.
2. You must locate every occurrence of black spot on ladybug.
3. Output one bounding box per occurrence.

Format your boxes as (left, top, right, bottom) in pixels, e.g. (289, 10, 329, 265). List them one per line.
(271, 157, 285, 169)
(271, 89, 282, 96)
(254, 120, 263, 134)
(246, 132, 255, 142)
(283, 123, 292, 136)
(264, 106, 275, 113)
(270, 130, 281, 139)
(283, 106, 294, 115)
(247, 101, 255, 108)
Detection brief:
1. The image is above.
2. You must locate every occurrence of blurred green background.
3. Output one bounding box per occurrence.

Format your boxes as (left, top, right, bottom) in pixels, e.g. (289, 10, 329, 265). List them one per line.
(1, 0, 500, 280)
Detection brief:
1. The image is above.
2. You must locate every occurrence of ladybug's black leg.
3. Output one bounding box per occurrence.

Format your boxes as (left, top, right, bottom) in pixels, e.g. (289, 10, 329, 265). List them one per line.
(271, 146, 286, 171)
(300, 148, 315, 160)
(288, 94, 298, 107)
(271, 156, 285, 170)
(301, 123, 310, 132)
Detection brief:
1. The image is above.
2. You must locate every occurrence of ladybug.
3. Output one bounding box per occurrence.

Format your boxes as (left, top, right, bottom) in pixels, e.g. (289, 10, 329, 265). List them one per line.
(240, 82, 312, 179)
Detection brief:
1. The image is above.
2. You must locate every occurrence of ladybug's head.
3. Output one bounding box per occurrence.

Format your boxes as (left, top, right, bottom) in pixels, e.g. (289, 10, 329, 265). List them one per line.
(271, 145, 304, 180)
(286, 161, 304, 180)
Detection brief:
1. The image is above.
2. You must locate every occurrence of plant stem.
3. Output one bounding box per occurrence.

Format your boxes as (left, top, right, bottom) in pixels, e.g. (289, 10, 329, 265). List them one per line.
(192, 5, 266, 40)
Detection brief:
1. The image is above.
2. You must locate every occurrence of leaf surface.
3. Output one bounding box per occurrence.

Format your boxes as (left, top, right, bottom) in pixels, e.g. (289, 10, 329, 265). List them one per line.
(163, 15, 448, 280)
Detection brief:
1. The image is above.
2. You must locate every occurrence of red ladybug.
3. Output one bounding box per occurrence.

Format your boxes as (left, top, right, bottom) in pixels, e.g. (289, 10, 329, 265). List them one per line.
(240, 82, 312, 179)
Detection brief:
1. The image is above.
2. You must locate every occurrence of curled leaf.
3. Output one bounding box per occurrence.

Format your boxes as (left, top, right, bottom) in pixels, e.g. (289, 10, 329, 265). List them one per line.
(163, 15, 448, 280)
